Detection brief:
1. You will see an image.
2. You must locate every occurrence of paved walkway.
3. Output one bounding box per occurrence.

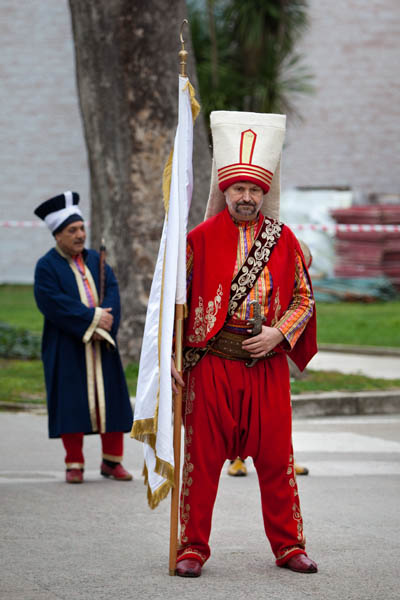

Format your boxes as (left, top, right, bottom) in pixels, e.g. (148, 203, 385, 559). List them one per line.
(308, 350, 400, 380)
(1, 412, 399, 600)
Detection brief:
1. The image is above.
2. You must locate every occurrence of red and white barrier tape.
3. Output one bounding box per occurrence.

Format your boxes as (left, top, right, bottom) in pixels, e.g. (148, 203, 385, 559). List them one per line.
(0, 221, 399, 232)
(291, 224, 400, 233)
(0, 220, 91, 228)
(0, 220, 45, 228)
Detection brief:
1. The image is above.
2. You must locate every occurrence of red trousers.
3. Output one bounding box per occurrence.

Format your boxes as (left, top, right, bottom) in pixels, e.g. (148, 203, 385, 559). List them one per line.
(177, 353, 306, 566)
(61, 432, 124, 469)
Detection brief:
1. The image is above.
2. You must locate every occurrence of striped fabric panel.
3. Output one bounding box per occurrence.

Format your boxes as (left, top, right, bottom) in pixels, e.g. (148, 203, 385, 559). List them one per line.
(275, 252, 314, 349)
(219, 164, 273, 178)
(218, 164, 272, 188)
(232, 220, 272, 321)
(73, 255, 96, 308)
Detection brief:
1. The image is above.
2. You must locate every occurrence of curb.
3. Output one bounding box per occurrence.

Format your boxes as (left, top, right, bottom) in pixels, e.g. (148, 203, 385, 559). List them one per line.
(292, 389, 400, 418)
(317, 344, 400, 357)
(2, 391, 400, 419)
(0, 401, 46, 413)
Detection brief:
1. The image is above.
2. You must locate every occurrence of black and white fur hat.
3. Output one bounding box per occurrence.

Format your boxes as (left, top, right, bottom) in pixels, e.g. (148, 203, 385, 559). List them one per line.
(34, 191, 83, 235)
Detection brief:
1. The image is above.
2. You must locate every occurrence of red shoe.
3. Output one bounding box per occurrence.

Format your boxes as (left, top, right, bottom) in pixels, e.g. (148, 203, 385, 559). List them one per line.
(100, 461, 133, 481)
(282, 554, 318, 573)
(66, 468, 83, 484)
(176, 559, 202, 578)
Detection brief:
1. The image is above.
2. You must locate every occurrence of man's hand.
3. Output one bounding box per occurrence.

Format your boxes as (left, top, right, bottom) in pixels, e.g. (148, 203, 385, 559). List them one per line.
(98, 307, 113, 331)
(242, 325, 284, 358)
(92, 332, 103, 341)
(171, 358, 185, 395)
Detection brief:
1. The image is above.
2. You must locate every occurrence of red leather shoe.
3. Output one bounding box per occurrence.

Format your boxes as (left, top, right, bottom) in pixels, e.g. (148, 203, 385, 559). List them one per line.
(176, 559, 202, 578)
(282, 554, 318, 573)
(66, 468, 83, 484)
(100, 462, 133, 481)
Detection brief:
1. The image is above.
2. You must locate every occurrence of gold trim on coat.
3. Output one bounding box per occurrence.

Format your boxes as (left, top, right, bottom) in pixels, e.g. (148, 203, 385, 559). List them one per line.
(66, 462, 84, 469)
(102, 453, 123, 462)
(83, 307, 102, 343)
(56, 245, 107, 434)
(94, 338, 106, 433)
(85, 341, 98, 431)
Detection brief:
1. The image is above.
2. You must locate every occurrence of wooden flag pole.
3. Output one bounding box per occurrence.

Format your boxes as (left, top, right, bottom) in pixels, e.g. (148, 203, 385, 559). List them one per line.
(169, 303, 185, 575)
(168, 19, 189, 577)
(99, 238, 106, 305)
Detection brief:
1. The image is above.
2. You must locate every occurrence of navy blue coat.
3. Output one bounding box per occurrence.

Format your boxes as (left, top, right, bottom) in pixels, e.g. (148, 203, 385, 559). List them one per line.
(34, 247, 133, 438)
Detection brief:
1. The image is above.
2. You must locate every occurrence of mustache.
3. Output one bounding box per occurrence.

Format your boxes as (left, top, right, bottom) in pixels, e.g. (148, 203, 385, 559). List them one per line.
(237, 201, 256, 207)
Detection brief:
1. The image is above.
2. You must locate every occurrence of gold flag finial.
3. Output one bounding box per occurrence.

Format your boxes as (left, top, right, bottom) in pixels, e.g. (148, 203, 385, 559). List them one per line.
(179, 19, 188, 77)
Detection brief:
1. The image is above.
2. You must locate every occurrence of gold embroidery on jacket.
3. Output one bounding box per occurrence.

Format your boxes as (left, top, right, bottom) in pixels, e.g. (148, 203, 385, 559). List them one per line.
(185, 374, 195, 416)
(183, 346, 209, 371)
(188, 284, 223, 342)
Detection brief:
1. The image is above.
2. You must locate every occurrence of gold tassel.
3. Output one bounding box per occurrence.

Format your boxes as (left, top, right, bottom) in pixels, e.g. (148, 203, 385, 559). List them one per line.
(162, 149, 174, 213)
(183, 80, 201, 122)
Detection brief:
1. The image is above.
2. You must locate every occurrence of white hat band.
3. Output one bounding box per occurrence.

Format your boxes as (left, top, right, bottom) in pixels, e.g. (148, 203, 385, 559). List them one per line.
(44, 205, 83, 233)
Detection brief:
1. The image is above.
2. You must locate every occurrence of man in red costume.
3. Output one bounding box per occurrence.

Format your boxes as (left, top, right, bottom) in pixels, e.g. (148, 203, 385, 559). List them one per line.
(172, 111, 318, 577)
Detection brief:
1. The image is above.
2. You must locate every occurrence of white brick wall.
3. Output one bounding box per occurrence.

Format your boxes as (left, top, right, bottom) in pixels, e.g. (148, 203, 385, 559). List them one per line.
(0, 0, 398, 282)
(283, 0, 400, 198)
(0, 1, 89, 282)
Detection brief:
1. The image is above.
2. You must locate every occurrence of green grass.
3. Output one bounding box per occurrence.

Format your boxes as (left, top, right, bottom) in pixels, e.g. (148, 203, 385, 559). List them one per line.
(291, 370, 400, 395)
(0, 359, 46, 404)
(0, 285, 43, 334)
(124, 362, 139, 396)
(0, 359, 139, 405)
(1, 358, 399, 405)
(1, 284, 399, 348)
(316, 301, 400, 347)
(0, 285, 399, 405)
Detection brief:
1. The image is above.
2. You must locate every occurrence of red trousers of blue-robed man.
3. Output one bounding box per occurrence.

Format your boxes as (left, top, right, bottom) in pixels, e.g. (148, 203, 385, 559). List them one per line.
(176, 353, 307, 567)
(61, 432, 124, 469)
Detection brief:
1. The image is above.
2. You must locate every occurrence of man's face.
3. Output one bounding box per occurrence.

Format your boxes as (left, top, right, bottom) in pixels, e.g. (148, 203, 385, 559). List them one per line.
(55, 221, 86, 256)
(225, 181, 264, 221)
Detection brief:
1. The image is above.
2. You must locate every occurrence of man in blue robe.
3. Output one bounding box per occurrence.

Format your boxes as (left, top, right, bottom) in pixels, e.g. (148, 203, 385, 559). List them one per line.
(34, 191, 133, 483)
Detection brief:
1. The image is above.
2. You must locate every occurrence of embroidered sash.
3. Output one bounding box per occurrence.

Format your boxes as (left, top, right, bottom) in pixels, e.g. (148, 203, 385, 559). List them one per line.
(183, 216, 282, 370)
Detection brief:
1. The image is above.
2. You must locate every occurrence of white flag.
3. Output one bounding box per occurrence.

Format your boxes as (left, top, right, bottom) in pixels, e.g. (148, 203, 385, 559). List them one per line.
(131, 76, 199, 508)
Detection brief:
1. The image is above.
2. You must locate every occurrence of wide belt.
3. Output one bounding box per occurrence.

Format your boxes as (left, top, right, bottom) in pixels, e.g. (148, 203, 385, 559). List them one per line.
(208, 328, 275, 362)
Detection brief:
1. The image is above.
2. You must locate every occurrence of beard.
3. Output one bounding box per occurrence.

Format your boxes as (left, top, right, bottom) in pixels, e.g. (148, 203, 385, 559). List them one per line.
(235, 202, 257, 214)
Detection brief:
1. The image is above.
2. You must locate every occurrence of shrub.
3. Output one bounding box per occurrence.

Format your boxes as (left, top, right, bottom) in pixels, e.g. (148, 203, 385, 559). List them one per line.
(0, 322, 41, 359)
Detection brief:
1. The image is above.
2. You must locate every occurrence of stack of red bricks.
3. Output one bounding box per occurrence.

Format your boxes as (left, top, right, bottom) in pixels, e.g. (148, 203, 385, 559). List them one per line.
(330, 205, 400, 290)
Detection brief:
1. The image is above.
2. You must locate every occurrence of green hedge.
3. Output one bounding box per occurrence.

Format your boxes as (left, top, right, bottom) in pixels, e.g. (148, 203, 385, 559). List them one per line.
(0, 322, 41, 359)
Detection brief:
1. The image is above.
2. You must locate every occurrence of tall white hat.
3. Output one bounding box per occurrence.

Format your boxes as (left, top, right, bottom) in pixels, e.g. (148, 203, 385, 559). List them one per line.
(204, 111, 286, 221)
